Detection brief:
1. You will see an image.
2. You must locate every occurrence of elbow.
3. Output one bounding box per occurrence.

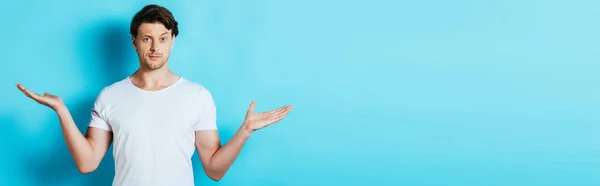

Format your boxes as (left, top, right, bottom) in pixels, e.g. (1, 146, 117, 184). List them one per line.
(210, 176, 222, 182)
(205, 162, 228, 181)
(77, 167, 95, 175)
(207, 171, 224, 182)
(76, 163, 98, 175)
(208, 173, 224, 182)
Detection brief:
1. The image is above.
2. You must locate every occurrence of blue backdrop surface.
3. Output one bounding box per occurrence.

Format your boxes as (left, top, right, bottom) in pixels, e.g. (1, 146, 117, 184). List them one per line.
(1, 0, 599, 185)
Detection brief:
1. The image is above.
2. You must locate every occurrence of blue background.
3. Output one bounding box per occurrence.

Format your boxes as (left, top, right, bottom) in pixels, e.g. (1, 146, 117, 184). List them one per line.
(1, 0, 599, 185)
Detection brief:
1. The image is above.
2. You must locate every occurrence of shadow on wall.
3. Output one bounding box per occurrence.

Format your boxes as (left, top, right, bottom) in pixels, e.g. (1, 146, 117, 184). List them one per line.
(17, 19, 134, 186)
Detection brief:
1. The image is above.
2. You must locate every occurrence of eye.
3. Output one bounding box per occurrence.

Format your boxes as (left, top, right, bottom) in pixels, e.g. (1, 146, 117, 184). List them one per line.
(143, 37, 150, 42)
(160, 37, 166, 41)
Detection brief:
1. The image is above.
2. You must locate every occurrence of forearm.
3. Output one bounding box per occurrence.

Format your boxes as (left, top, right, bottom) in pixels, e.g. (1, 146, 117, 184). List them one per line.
(55, 106, 96, 173)
(206, 123, 253, 179)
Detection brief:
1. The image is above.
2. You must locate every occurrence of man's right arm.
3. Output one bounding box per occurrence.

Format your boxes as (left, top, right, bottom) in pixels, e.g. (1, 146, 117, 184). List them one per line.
(17, 84, 112, 174)
(56, 106, 112, 174)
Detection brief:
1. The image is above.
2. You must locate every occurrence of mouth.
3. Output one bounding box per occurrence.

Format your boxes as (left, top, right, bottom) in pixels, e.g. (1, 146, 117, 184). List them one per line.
(148, 55, 162, 60)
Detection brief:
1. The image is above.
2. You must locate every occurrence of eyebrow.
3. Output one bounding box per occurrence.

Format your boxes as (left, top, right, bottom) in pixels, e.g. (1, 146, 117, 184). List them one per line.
(141, 32, 170, 38)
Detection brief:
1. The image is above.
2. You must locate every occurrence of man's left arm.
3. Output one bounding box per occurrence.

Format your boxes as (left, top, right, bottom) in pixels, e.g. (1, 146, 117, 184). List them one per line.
(195, 101, 292, 181)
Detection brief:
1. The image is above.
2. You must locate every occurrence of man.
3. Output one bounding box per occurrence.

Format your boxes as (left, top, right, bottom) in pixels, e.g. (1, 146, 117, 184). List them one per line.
(16, 4, 293, 186)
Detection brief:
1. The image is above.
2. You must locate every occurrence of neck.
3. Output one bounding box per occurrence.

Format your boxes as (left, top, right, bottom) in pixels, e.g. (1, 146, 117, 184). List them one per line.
(130, 66, 180, 91)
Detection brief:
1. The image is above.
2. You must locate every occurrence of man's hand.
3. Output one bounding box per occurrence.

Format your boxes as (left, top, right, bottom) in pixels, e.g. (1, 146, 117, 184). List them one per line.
(16, 83, 112, 174)
(194, 100, 293, 181)
(242, 100, 293, 133)
(16, 84, 65, 111)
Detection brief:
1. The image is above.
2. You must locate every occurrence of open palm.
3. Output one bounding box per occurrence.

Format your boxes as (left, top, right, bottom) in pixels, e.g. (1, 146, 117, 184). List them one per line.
(16, 84, 64, 111)
(244, 101, 293, 131)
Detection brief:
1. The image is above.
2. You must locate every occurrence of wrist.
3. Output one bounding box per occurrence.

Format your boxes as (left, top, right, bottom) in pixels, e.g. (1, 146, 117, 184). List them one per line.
(240, 122, 253, 136)
(53, 105, 68, 115)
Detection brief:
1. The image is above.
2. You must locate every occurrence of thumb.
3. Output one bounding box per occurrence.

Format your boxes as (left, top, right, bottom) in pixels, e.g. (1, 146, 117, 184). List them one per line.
(248, 100, 256, 112)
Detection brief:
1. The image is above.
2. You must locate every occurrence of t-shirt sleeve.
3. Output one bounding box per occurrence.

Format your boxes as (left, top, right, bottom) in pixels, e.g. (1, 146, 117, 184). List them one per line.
(194, 89, 217, 131)
(88, 90, 112, 131)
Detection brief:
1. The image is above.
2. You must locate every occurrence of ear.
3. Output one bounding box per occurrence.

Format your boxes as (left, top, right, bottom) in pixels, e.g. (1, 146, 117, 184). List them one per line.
(171, 35, 176, 49)
(131, 35, 137, 50)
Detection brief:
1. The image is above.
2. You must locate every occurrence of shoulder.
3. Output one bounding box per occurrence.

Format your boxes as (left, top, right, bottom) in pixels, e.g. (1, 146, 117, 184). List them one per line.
(177, 77, 213, 97)
(176, 77, 216, 108)
(94, 78, 132, 104)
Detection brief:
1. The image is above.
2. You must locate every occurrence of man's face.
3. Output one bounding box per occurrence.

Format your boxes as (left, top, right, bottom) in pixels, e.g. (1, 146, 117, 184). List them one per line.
(132, 22, 175, 70)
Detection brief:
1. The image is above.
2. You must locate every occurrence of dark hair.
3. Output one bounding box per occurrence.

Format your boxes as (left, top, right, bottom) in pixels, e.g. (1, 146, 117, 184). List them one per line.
(130, 4, 179, 38)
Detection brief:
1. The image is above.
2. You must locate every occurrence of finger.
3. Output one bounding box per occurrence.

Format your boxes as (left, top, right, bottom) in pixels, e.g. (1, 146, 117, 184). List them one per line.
(16, 84, 28, 93)
(17, 84, 33, 97)
(267, 114, 287, 124)
(44, 92, 58, 98)
(282, 106, 292, 114)
(248, 100, 256, 113)
(277, 106, 293, 112)
(264, 111, 283, 119)
(268, 110, 288, 121)
(264, 107, 285, 116)
(269, 106, 293, 117)
(17, 84, 42, 100)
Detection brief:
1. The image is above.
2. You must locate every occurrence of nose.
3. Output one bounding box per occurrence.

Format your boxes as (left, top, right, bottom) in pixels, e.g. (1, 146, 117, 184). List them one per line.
(150, 40, 159, 52)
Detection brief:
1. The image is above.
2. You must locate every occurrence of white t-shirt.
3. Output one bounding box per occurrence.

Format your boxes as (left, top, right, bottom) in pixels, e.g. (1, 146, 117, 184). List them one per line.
(88, 76, 217, 186)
